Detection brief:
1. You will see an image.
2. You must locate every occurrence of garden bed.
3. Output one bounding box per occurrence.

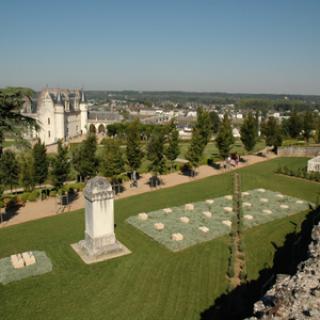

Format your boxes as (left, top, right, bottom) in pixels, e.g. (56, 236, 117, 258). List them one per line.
(127, 189, 311, 252)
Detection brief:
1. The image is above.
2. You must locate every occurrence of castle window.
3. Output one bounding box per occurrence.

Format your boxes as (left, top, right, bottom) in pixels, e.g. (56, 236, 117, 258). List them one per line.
(48, 130, 50, 138)
(48, 118, 50, 125)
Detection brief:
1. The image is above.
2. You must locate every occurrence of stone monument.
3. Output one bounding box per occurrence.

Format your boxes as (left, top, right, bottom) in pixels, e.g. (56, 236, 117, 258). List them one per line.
(71, 176, 130, 264)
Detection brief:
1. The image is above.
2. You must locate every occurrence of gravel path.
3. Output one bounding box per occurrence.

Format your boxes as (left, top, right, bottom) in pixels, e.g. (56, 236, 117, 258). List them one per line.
(0, 153, 276, 228)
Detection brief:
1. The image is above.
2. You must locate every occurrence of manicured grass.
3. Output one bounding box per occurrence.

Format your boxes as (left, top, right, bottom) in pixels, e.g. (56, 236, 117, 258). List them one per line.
(0, 157, 319, 320)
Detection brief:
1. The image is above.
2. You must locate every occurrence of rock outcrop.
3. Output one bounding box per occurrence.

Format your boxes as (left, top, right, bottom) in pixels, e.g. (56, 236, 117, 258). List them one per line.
(247, 222, 320, 319)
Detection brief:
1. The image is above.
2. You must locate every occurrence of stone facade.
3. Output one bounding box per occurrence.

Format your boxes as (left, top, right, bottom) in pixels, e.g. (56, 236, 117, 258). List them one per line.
(22, 88, 88, 145)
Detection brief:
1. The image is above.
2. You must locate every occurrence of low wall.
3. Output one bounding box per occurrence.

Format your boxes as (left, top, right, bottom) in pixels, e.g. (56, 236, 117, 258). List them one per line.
(278, 146, 320, 157)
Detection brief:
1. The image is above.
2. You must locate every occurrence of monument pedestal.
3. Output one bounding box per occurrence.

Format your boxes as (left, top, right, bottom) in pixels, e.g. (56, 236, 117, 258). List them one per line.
(71, 176, 131, 264)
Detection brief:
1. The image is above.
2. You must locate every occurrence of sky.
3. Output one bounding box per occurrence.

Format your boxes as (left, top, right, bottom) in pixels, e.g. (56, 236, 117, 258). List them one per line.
(0, 0, 319, 94)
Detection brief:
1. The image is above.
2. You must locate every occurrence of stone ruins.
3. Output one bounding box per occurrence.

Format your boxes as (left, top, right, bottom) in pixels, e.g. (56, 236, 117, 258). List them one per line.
(247, 222, 320, 319)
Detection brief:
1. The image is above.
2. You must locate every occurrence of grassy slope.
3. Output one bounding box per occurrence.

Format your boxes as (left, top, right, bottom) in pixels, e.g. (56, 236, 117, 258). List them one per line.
(0, 157, 319, 320)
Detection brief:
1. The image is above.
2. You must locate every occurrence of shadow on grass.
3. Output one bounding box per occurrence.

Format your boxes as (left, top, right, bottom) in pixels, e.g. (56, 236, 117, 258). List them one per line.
(200, 204, 320, 320)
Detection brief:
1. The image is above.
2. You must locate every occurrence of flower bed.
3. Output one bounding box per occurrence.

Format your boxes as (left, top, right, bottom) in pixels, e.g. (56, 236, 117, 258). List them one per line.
(127, 189, 311, 252)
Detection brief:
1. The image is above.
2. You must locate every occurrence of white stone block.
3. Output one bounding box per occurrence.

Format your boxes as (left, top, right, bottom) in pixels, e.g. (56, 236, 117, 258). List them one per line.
(280, 204, 289, 209)
(296, 200, 304, 204)
(163, 208, 172, 214)
(138, 213, 148, 221)
(244, 215, 254, 220)
(179, 216, 190, 224)
(202, 211, 212, 218)
(222, 220, 232, 227)
(199, 226, 209, 233)
(185, 203, 194, 211)
(260, 198, 269, 203)
(224, 195, 233, 200)
(22, 251, 36, 266)
(243, 202, 252, 207)
(171, 233, 184, 241)
(154, 222, 165, 231)
(276, 194, 284, 199)
(242, 192, 250, 196)
(11, 254, 24, 269)
(263, 209, 272, 214)
(257, 188, 266, 193)
(206, 199, 214, 204)
(224, 207, 233, 213)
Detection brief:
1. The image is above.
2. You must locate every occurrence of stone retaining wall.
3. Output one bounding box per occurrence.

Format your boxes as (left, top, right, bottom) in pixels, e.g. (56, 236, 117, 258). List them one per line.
(278, 146, 320, 157)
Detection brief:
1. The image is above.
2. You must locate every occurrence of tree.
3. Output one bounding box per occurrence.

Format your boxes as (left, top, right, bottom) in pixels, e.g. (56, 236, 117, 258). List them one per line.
(0, 88, 39, 156)
(19, 152, 35, 191)
(215, 113, 235, 159)
(0, 185, 4, 223)
(32, 139, 48, 185)
(240, 112, 257, 152)
(261, 116, 282, 152)
(195, 107, 211, 146)
(185, 129, 205, 170)
(302, 111, 314, 143)
(147, 131, 166, 176)
(99, 139, 125, 179)
(72, 133, 98, 181)
(50, 140, 70, 189)
(165, 120, 180, 171)
(209, 111, 221, 134)
(287, 111, 302, 139)
(126, 120, 143, 172)
(0, 150, 19, 191)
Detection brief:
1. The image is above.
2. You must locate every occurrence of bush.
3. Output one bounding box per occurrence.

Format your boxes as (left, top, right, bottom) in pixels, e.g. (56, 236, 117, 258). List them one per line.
(28, 190, 40, 202)
(49, 190, 57, 197)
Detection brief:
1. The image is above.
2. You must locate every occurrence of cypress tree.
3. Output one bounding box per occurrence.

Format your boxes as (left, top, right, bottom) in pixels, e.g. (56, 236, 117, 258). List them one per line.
(72, 133, 98, 181)
(99, 139, 125, 179)
(165, 120, 180, 171)
(32, 139, 48, 185)
(147, 131, 166, 176)
(0, 150, 19, 191)
(215, 113, 235, 159)
(261, 116, 283, 152)
(209, 111, 221, 134)
(19, 152, 35, 191)
(51, 140, 70, 189)
(126, 120, 143, 172)
(240, 112, 257, 152)
(302, 111, 314, 143)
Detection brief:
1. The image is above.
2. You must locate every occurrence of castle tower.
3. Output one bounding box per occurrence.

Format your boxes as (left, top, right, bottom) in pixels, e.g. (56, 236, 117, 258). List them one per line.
(54, 90, 65, 140)
(79, 90, 88, 134)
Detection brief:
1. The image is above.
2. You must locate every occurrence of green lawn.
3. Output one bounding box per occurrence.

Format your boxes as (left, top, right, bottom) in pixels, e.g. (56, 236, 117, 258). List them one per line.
(0, 157, 319, 320)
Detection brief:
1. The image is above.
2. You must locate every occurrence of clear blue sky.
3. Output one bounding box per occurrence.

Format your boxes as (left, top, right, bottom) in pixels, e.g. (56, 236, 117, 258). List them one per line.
(0, 0, 319, 94)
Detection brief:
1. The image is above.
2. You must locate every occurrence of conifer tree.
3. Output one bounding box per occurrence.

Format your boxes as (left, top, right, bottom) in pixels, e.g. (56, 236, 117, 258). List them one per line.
(209, 111, 221, 134)
(126, 120, 143, 172)
(99, 139, 125, 179)
(185, 128, 204, 171)
(240, 112, 257, 152)
(287, 111, 302, 139)
(302, 111, 314, 143)
(19, 152, 35, 191)
(0, 150, 19, 191)
(32, 139, 48, 185)
(165, 120, 180, 171)
(215, 113, 235, 159)
(261, 116, 282, 152)
(72, 133, 98, 181)
(147, 131, 166, 176)
(195, 107, 211, 146)
(51, 140, 70, 189)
